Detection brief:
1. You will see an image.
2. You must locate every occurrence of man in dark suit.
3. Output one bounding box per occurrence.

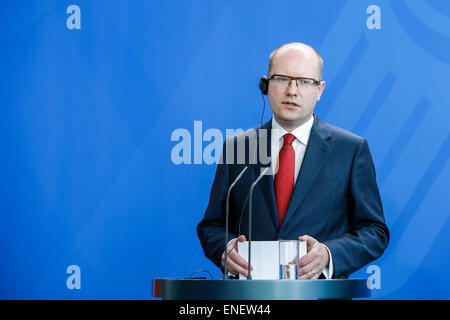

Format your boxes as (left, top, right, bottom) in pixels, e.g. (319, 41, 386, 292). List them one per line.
(197, 43, 389, 279)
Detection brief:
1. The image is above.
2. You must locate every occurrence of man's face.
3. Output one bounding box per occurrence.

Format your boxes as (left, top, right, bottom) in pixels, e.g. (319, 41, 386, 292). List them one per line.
(267, 48, 325, 130)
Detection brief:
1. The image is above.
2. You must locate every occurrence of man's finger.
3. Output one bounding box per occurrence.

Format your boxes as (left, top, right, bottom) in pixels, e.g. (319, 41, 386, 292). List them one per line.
(298, 259, 320, 278)
(228, 258, 249, 277)
(238, 235, 247, 242)
(298, 235, 317, 251)
(222, 235, 253, 274)
(298, 263, 321, 280)
(302, 270, 320, 280)
(227, 235, 246, 254)
(298, 251, 313, 267)
(288, 256, 299, 264)
(229, 249, 252, 270)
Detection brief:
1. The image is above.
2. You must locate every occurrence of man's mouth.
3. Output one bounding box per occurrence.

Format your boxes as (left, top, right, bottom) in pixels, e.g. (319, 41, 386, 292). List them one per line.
(282, 101, 300, 108)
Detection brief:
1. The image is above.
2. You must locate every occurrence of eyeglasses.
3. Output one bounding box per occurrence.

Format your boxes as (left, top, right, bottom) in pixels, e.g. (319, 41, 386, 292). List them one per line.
(268, 74, 321, 90)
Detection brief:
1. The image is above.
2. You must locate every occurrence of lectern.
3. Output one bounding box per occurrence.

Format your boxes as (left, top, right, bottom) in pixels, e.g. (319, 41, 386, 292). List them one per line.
(152, 278, 370, 300)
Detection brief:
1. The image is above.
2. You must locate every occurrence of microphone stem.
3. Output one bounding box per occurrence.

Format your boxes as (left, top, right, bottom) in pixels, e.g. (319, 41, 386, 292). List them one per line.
(223, 166, 248, 280)
(247, 166, 270, 280)
(247, 187, 253, 280)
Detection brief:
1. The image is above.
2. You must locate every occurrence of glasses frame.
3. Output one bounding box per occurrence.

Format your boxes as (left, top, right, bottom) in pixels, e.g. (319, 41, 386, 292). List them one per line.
(268, 74, 322, 88)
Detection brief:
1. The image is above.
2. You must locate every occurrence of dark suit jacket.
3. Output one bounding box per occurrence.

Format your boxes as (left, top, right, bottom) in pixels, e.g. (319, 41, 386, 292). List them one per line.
(197, 115, 389, 279)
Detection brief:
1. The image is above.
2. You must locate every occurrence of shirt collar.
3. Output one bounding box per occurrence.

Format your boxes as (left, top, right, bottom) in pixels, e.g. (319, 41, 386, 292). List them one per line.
(271, 114, 315, 146)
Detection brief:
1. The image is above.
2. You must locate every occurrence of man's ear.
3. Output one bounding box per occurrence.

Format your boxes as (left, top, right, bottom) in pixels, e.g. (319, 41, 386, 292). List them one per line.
(316, 81, 326, 101)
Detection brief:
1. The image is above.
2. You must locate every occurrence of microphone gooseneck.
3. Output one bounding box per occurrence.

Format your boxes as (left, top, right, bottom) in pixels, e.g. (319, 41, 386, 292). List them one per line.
(247, 166, 271, 280)
(223, 166, 248, 280)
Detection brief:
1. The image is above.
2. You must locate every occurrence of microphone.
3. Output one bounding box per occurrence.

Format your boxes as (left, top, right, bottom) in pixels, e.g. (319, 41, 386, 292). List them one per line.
(247, 166, 271, 280)
(223, 166, 248, 280)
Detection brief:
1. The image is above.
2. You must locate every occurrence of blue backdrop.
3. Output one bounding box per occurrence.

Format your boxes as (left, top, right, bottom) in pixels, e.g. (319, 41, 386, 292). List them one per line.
(1, 0, 449, 299)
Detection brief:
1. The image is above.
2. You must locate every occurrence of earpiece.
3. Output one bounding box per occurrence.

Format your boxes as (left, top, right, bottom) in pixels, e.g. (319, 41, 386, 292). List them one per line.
(259, 76, 269, 95)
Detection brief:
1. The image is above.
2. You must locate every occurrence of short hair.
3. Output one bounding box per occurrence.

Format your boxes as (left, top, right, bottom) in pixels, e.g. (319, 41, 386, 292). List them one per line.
(268, 43, 324, 80)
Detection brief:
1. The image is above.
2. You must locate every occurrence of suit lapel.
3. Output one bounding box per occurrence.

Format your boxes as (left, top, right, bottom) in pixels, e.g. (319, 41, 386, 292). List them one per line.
(280, 116, 333, 229)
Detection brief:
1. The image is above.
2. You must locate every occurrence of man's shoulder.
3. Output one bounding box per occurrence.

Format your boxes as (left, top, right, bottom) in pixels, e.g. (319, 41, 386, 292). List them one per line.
(317, 117, 365, 145)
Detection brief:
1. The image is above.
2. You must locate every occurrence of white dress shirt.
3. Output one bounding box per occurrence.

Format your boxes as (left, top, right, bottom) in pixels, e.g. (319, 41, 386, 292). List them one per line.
(271, 115, 334, 279)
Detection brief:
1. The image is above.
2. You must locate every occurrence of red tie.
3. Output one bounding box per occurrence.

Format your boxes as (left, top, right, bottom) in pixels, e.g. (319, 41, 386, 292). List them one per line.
(274, 133, 295, 227)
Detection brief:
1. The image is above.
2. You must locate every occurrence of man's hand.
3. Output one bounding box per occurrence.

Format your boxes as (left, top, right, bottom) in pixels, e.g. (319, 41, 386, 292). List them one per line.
(221, 235, 253, 277)
(297, 235, 330, 280)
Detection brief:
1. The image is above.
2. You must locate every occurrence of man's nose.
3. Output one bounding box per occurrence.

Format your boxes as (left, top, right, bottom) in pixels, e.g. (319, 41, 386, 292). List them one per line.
(286, 79, 298, 96)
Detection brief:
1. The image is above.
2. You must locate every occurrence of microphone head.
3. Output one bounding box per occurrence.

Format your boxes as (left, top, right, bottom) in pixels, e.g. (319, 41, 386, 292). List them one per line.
(260, 166, 272, 176)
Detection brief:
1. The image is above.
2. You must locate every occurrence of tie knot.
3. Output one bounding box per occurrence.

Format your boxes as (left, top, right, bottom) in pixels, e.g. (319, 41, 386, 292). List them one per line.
(283, 133, 295, 145)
